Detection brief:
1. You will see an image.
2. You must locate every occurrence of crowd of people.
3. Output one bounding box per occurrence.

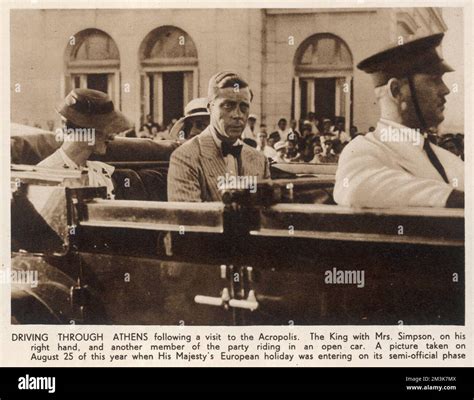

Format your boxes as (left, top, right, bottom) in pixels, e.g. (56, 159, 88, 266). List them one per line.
(136, 108, 465, 164)
(248, 115, 357, 164)
(137, 108, 365, 164)
(25, 33, 464, 210)
(21, 105, 465, 165)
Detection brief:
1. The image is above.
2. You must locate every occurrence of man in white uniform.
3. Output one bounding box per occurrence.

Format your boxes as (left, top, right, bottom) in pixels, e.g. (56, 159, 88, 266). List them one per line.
(334, 33, 464, 208)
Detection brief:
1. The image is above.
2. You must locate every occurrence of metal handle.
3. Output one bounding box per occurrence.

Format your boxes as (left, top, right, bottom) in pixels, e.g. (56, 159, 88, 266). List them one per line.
(194, 288, 230, 307)
(229, 290, 259, 311)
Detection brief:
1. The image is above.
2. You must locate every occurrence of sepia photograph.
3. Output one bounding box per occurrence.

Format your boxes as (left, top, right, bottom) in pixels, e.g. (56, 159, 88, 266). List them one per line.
(9, 6, 465, 326)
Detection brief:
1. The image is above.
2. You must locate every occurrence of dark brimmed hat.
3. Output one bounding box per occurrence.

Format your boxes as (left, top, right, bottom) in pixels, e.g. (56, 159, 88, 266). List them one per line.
(357, 33, 454, 87)
(56, 89, 132, 134)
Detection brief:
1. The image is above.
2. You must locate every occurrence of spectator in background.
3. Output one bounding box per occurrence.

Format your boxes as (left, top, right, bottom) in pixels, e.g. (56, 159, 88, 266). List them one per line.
(140, 125, 152, 139)
(321, 118, 335, 155)
(319, 139, 340, 163)
(255, 131, 266, 152)
(273, 141, 287, 163)
(242, 114, 258, 141)
(322, 118, 332, 135)
(154, 125, 173, 141)
(300, 122, 316, 139)
(288, 119, 301, 142)
(259, 123, 268, 134)
(332, 139, 345, 157)
(150, 125, 159, 139)
(169, 97, 210, 142)
(142, 114, 159, 133)
(256, 131, 278, 159)
(301, 123, 313, 138)
(300, 143, 315, 163)
(154, 119, 176, 141)
(273, 118, 290, 140)
(311, 144, 324, 163)
(301, 120, 312, 132)
(298, 127, 310, 147)
(268, 131, 281, 147)
(307, 112, 320, 134)
(284, 140, 302, 162)
(331, 118, 350, 143)
(349, 126, 359, 140)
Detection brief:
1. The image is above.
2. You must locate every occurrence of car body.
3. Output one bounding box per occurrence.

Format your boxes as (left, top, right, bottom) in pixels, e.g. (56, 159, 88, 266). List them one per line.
(10, 127, 464, 325)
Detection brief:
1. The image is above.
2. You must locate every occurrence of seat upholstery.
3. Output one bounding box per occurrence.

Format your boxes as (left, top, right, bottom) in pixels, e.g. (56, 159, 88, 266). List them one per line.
(112, 169, 149, 201)
(11, 126, 177, 201)
(136, 169, 168, 201)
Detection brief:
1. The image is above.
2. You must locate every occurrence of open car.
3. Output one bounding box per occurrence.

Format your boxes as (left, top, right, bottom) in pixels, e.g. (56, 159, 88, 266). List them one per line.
(10, 126, 464, 325)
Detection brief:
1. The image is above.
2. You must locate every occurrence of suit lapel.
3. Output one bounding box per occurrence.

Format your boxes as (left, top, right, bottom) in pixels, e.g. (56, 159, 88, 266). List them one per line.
(197, 128, 227, 200)
(240, 145, 260, 177)
(196, 128, 264, 199)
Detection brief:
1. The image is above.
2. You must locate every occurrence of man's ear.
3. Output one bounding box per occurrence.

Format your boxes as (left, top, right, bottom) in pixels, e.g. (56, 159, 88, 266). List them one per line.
(388, 78, 402, 99)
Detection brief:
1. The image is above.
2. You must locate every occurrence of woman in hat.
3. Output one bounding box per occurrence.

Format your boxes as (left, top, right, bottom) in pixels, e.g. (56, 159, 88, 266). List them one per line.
(37, 88, 132, 199)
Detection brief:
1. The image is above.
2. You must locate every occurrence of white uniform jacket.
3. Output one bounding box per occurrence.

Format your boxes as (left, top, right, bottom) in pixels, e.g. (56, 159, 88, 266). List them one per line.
(334, 119, 464, 208)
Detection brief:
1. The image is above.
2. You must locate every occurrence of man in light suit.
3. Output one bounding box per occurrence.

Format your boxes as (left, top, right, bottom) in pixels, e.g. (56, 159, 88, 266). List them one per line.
(334, 33, 464, 208)
(167, 71, 270, 202)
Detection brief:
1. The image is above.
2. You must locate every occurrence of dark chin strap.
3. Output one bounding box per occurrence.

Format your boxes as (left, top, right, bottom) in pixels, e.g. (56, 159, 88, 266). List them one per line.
(407, 75, 427, 131)
(407, 75, 449, 184)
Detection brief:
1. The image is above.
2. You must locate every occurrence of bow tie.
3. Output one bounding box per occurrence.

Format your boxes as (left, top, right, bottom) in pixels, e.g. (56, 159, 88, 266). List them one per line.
(222, 141, 243, 158)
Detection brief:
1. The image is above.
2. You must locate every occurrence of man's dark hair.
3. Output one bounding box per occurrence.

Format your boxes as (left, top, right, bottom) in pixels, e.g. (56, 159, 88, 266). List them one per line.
(269, 131, 281, 142)
(208, 71, 254, 101)
(332, 139, 344, 154)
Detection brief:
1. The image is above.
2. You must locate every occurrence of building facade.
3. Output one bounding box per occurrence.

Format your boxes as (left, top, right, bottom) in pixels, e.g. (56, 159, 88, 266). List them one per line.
(11, 8, 451, 133)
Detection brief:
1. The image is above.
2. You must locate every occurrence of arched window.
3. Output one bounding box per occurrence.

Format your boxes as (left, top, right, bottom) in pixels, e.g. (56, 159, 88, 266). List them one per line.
(139, 26, 198, 128)
(64, 29, 121, 107)
(293, 33, 353, 130)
